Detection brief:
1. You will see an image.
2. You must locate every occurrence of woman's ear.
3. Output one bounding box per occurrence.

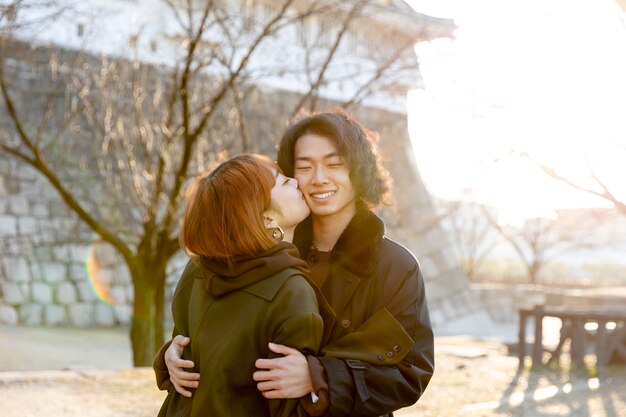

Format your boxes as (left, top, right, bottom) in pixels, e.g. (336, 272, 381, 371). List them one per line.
(263, 215, 279, 230)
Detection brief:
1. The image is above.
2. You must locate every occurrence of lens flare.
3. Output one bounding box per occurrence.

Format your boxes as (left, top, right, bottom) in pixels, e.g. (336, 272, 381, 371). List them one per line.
(85, 242, 116, 306)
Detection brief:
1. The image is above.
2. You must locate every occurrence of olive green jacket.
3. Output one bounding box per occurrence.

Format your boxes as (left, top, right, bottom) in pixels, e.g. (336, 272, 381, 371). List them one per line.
(157, 246, 324, 417)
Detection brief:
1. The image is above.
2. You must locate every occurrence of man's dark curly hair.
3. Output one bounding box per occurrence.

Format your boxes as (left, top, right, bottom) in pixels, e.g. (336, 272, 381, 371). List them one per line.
(277, 111, 392, 209)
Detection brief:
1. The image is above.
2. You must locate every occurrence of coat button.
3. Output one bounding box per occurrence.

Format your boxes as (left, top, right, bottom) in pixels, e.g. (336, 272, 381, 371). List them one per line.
(393, 345, 401, 352)
(386, 351, 394, 358)
(341, 319, 350, 328)
(378, 354, 385, 361)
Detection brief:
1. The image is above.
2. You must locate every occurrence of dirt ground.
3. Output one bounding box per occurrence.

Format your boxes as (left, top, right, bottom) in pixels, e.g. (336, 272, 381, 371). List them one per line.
(1, 326, 625, 417)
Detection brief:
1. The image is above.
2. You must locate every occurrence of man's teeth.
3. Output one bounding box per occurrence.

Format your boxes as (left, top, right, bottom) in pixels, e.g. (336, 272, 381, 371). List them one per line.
(312, 191, 335, 199)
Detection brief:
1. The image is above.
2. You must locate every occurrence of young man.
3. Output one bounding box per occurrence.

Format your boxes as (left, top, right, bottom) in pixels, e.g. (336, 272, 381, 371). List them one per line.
(154, 111, 434, 416)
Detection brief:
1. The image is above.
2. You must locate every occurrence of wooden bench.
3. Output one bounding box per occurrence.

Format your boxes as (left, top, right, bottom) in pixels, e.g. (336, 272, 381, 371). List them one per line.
(518, 305, 626, 370)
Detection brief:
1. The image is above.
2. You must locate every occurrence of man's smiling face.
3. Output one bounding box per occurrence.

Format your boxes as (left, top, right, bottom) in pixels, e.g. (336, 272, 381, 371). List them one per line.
(293, 134, 356, 222)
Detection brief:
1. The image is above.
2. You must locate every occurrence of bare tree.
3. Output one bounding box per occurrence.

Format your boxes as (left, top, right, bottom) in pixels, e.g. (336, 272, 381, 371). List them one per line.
(0, 0, 437, 365)
(483, 209, 601, 284)
(437, 198, 497, 281)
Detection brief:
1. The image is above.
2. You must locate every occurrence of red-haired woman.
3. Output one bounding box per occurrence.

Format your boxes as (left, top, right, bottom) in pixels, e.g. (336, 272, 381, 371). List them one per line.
(155, 154, 323, 417)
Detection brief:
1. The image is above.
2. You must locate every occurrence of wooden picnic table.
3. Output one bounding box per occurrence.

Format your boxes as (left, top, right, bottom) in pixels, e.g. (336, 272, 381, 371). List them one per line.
(518, 304, 626, 369)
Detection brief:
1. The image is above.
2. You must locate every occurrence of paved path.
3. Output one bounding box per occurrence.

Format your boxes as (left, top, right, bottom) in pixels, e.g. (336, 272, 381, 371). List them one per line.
(0, 325, 132, 371)
(1, 326, 625, 417)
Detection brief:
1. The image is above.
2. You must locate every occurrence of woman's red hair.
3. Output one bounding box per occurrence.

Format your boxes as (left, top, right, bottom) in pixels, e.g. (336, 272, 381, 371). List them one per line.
(181, 154, 279, 261)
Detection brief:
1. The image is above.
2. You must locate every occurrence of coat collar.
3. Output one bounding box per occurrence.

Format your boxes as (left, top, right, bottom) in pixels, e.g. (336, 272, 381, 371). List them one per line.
(293, 205, 385, 277)
(195, 242, 308, 298)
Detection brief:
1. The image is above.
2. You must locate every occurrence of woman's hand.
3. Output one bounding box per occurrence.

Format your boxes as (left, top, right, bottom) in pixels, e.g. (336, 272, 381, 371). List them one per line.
(253, 342, 313, 399)
(165, 335, 201, 397)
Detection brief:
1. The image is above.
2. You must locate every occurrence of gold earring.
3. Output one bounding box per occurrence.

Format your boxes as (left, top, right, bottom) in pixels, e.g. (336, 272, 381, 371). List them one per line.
(272, 227, 284, 242)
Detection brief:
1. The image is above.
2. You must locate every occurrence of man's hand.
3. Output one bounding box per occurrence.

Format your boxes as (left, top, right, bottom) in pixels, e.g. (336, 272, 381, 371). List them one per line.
(165, 335, 200, 397)
(253, 342, 313, 399)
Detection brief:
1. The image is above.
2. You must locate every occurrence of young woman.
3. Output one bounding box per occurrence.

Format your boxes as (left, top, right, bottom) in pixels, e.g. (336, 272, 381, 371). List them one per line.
(155, 154, 323, 417)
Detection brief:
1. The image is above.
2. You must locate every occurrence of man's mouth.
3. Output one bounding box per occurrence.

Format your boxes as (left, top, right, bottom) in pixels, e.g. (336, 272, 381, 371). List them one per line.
(310, 191, 336, 200)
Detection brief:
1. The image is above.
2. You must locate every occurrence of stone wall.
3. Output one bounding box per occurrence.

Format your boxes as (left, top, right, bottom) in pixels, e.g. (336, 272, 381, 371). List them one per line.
(0, 43, 495, 336)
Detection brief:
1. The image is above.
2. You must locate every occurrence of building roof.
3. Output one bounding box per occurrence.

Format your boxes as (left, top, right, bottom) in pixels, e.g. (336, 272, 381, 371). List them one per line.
(363, 0, 457, 41)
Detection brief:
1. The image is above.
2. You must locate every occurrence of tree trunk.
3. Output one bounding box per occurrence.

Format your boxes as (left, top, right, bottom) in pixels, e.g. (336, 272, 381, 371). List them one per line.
(528, 263, 540, 285)
(130, 277, 157, 366)
(129, 259, 169, 366)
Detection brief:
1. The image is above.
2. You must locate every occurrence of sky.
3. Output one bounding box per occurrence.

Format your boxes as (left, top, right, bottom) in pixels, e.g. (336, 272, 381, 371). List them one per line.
(405, 0, 626, 225)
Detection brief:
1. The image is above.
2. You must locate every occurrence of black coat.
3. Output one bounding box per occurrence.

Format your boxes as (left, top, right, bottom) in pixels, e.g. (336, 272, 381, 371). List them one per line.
(293, 207, 434, 417)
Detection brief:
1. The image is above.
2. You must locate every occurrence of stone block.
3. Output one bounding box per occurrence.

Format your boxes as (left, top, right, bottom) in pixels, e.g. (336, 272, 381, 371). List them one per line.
(91, 243, 120, 267)
(1, 282, 27, 304)
(112, 266, 131, 285)
(53, 217, 80, 232)
(69, 264, 87, 282)
(94, 303, 115, 326)
(52, 246, 69, 261)
(19, 304, 43, 325)
(76, 281, 96, 302)
(0, 304, 18, 325)
(56, 281, 77, 304)
(68, 303, 94, 327)
(31, 203, 49, 218)
(2, 257, 31, 282)
(6, 236, 33, 255)
(17, 216, 38, 235)
(0, 216, 18, 236)
(2, 176, 20, 194)
(36, 227, 56, 245)
(8, 195, 29, 215)
(32, 245, 53, 261)
(49, 201, 70, 217)
(44, 304, 67, 326)
(113, 304, 131, 326)
(68, 245, 88, 263)
(31, 282, 53, 303)
(17, 164, 38, 181)
(34, 262, 67, 283)
(109, 286, 127, 305)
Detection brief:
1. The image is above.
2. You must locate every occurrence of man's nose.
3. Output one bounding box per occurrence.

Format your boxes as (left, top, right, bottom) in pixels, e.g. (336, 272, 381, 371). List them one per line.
(312, 166, 329, 184)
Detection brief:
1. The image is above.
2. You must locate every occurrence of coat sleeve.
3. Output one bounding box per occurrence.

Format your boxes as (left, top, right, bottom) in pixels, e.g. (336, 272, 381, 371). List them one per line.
(152, 260, 197, 391)
(265, 275, 325, 417)
(318, 265, 434, 416)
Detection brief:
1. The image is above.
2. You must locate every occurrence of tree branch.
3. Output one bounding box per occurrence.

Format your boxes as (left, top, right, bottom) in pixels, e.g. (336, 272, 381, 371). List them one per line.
(0, 57, 136, 265)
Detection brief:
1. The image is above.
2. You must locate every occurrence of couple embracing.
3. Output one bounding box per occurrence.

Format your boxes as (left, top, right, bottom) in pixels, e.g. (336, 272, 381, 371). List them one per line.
(153, 111, 434, 417)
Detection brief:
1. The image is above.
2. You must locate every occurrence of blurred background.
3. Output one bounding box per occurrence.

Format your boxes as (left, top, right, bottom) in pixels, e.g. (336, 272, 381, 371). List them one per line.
(1, 1, 625, 416)
(0, 0, 626, 415)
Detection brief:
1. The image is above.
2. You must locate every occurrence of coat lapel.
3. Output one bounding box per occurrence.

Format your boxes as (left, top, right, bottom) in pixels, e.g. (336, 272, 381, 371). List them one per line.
(324, 263, 361, 321)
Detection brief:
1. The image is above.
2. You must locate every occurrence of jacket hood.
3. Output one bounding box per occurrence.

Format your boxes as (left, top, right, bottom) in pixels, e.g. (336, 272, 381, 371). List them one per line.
(197, 242, 308, 297)
(293, 205, 385, 277)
